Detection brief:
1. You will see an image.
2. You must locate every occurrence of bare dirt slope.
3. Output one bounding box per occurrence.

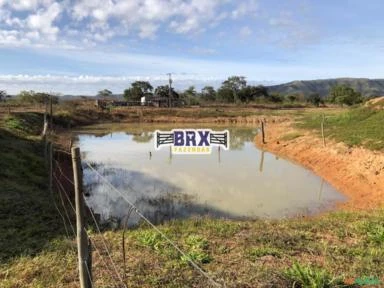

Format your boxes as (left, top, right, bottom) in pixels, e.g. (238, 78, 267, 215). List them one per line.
(255, 118, 384, 210)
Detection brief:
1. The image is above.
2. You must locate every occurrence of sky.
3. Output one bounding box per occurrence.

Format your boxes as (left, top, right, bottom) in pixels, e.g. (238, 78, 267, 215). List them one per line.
(0, 0, 384, 95)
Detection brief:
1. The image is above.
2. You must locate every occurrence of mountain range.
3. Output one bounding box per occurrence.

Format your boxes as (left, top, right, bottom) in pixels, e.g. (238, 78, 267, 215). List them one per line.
(266, 78, 384, 98)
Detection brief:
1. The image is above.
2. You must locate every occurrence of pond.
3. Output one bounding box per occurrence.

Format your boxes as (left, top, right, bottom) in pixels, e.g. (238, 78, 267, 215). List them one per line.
(75, 123, 346, 226)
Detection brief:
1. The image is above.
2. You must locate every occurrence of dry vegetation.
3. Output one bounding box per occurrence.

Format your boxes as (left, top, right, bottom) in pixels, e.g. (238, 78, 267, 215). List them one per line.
(0, 102, 383, 287)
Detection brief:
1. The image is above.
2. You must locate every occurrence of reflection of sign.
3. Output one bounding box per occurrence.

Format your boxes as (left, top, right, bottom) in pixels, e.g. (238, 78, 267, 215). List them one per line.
(155, 129, 229, 154)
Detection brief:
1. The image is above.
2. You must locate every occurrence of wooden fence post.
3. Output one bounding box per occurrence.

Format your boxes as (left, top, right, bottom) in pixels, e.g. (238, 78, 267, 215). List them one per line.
(49, 95, 53, 130)
(49, 142, 53, 196)
(261, 120, 266, 144)
(321, 114, 326, 147)
(71, 147, 92, 288)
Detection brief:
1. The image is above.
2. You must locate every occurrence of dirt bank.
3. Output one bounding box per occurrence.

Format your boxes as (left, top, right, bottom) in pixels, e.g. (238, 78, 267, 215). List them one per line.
(255, 118, 384, 210)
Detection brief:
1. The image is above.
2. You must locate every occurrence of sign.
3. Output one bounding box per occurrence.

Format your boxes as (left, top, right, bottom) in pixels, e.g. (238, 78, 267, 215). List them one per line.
(154, 129, 230, 154)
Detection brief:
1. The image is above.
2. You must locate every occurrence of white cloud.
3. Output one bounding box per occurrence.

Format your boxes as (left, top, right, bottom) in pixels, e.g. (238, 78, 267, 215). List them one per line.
(231, 0, 258, 19)
(138, 23, 158, 39)
(0, 73, 278, 95)
(8, 0, 53, 11)
(240, 26, 252, 38)
(0, 0, 313, 49)
(26, 2, 62, 35)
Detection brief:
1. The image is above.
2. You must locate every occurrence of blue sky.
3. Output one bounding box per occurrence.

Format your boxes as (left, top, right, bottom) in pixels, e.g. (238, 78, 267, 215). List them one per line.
(0, 0, 384, 95)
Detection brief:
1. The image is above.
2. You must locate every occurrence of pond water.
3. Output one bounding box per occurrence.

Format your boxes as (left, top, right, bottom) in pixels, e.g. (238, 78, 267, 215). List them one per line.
(75, 123, 346, 226)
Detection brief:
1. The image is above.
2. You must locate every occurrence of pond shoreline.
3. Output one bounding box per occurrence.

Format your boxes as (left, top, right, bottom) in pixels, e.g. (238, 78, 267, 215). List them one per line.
(59, 109, 384, 212)
(55, 111, 384, 212)
(254, 118, 384, 211)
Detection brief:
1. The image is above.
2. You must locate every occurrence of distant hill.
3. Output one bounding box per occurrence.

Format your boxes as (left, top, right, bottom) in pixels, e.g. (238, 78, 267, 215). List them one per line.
(267, 78, 384, 98)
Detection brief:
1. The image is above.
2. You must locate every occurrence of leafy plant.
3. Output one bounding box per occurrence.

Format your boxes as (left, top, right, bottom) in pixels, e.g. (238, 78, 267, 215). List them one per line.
(367, 225, 384, 244)
(181, 235, 211, 264)
(284, 262, 344, 288)
(136, 230, 166, 252)
(248, 246, 282, 259)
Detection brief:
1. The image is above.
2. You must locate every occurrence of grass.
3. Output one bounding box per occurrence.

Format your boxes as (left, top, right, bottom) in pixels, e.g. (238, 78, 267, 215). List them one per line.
(283, 263, 345, 288)
(279, 131, 304, 141)
(1, 108, 384, 287)
(0, 112, 77, 287)
(297, 107, 384, 150)
(85, 212, 384, 287)
(3, 212, 384, 287)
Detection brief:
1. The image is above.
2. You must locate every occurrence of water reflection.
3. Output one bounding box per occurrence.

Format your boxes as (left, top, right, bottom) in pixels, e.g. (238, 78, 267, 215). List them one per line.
(259, 150, 265, 172)
(78, 124, 259, 151)
(76, 123, 346, 226)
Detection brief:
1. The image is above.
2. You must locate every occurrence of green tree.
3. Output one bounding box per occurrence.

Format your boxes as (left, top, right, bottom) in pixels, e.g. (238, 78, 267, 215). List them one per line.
(217, 87, 235, 103)
(17, 91, 58, 104)
(329, 85, 363, 106)
(286, 94, 297, 103)
(182, 86, 200, 105)
(201, 86, 216, 102)
(97, 89, 113, 98)
(184, 86, 197, 97)
(269, 93, 284, 103)
(132, 81, 153, 94)
(154, 85, 179, 98)
(124, 81, 153, 101)
(306, 93, 322, 107)
(221, 76, 247, 103)
(0, 90, 6, 102)
(238, 85, 269, 102)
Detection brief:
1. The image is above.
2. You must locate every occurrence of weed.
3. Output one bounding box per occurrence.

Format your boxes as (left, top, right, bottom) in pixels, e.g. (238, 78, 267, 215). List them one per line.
(283, 262, 344, 288)
(181, 235, 211, 264)
(136, 230, 166, 252)
(279, 132, 303, 141)
(367, 225, 384, 245)
(248, 246, 282, 259)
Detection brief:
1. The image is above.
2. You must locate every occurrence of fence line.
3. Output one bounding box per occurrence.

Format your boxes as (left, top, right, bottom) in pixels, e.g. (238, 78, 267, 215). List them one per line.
(86, 200, 127, 287)
(49, 145, 79, 287)
(53, 173, 77, 214)
(90, 238, 122, 288)
(51, 145, 224, 287)
(53, 173, 76, 237)
(84, 161, 223, 288)
(53, 153, 126, 288)
(53, 157, 75, 185)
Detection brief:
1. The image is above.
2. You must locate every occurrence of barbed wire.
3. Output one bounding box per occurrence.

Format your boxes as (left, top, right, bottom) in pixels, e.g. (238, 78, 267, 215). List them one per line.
(53, 172, 76, 214)
(86, 201, 127, 288)
(53, 176, 76, 237)
(50, 152, 79, 287)
(53, 157, 75, 185)
(52, 148, 223, 287)
(54, 148, 72, 155)
(53, 155, 124, 287)
(84, 161, 223, 288)
(84, 260, 94, 288)
(90, 238, 122, 288)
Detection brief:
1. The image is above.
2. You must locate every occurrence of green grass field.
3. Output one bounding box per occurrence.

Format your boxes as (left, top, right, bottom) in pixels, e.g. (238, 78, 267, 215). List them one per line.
(297, 107, 384, 150)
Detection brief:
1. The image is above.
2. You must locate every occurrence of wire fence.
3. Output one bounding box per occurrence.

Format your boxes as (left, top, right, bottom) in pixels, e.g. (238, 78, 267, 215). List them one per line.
(49, 144, 224, 288)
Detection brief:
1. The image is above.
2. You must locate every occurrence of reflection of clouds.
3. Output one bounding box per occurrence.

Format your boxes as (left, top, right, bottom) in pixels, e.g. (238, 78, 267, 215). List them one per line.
(79, 126, 347, 222)
(83, 166, 190, 226)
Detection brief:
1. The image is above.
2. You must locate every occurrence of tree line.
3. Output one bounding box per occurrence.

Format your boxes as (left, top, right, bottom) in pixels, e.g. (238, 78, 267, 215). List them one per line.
(98, 76, 363, 106)
(0, 75, 364, 107)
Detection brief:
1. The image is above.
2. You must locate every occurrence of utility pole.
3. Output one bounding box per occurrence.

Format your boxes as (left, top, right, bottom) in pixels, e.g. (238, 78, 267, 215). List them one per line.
(72, 147, 92, 288)
(167, 73, 172, 108)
